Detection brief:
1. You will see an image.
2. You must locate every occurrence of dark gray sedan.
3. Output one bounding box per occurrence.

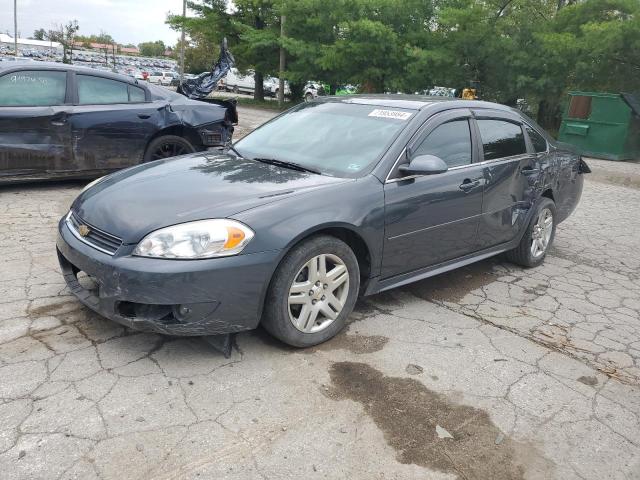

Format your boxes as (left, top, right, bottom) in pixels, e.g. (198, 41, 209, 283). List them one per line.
(56, 95, 588, 348)
(0, 63, 236, 183)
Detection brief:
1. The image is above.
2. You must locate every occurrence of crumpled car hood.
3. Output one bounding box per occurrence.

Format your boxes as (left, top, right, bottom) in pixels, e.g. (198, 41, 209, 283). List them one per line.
(72, 152, 349, 244)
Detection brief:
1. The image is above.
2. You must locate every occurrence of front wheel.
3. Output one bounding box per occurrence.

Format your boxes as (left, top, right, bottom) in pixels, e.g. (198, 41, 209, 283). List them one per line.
(506, 197, 556, 268)
(262, 235, 360, 347)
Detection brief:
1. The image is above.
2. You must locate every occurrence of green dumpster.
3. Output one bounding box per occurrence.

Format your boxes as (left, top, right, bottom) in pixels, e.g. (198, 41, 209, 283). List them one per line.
(558, 91, 640, 161)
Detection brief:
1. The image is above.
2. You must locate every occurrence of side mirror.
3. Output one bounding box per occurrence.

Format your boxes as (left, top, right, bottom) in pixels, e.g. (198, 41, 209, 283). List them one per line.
(398, 154, 448, 176)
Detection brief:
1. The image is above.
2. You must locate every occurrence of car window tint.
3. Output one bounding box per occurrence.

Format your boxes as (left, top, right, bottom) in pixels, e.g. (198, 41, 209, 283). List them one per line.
(234, 102, 413, 178)
(0, 70, 66, 106)
(129, 85, 146, 102)
(477, 119, 526, 160)
(413, 119, 472, 167)
(77, 75, 129, 104)
(525, 125, 547, 153)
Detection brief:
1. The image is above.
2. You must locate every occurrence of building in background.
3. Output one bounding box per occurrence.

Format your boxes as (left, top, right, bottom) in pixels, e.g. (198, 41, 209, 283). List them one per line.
(0, 33, 62, 54)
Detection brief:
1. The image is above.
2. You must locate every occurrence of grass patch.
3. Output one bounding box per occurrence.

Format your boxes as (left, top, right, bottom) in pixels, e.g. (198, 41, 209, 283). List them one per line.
(212, 95, 302, 111)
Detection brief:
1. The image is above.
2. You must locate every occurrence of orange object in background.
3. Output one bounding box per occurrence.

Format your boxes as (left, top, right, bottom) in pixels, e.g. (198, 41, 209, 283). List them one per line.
(462, 88, 477, 100)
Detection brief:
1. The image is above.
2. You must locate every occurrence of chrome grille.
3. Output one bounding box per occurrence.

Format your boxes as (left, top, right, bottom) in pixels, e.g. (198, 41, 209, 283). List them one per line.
(67, 212, 123, 255)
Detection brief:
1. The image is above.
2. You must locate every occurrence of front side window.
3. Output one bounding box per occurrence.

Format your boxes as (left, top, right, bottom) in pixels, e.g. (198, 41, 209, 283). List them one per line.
(413, 119, 472, 168)
(477, 119, 526, 161)
(77, 75, 130, 104)
(234, 102, 414, 177)
(526, 126, 548, 153)
(0, 70, 67, 106)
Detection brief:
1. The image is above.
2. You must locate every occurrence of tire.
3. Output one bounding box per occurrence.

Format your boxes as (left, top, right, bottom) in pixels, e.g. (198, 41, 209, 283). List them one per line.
(506, 197, 556, 268)
(262, 235, 360, 348)
(305, 93, 313, 102)
(233, 85, 239, 94)
(143, 135, 196, 163)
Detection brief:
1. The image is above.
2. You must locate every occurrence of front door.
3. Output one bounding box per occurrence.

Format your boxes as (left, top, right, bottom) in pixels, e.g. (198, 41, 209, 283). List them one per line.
(382, 110, 484, 278)
(0, 69, 72, 178)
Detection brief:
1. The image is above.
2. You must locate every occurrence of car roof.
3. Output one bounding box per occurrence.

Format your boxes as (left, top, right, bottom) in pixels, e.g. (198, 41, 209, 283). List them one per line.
(318, 94, 517, 113)
(0, 61, 142, 86)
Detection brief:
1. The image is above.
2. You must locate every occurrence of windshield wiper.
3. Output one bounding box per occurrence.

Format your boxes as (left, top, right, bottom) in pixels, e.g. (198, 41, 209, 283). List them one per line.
(252, 157, 321, 175)
(225, 144, 244, 158)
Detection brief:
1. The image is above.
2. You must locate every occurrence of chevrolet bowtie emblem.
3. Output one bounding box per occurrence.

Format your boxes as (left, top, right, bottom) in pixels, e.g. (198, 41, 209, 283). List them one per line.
(78, 225, 91, 237)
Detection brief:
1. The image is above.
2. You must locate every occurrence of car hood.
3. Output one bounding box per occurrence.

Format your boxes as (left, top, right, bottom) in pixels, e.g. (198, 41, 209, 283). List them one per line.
(73, 152, 350, 244)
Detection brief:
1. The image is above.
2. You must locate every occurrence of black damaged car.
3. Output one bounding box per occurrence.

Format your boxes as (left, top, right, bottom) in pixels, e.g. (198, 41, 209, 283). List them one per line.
(57, 95, 589, 350)
(0, 63, 237, 183)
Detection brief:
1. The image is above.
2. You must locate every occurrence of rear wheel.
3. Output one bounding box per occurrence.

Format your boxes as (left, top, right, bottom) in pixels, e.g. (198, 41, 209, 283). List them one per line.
(262, 235, 360, 347)
(143, 135, 195, 162)
(506, 197, 556, 268)
(233, 85, 239, 94)
(305, 93, 313, 102)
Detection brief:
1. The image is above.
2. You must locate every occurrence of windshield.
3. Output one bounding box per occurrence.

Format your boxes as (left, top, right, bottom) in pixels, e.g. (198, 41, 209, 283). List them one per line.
(234, 102, 414, 177)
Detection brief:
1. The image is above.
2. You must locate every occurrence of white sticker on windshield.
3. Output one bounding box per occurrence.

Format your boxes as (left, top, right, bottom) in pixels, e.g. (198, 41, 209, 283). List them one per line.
(368, 109, 412, 121)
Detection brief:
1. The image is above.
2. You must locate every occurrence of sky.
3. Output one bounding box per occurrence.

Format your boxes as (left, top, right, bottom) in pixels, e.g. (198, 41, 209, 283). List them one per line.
(0, 0, 185, 46)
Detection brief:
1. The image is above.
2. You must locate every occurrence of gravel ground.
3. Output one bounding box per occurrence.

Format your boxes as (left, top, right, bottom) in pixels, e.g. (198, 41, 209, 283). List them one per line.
(0, 107, 638, 479)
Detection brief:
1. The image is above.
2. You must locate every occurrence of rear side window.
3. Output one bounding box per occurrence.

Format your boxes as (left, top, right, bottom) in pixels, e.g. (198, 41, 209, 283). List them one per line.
(413, 119, 472, 168)
(0, 70, 66, 106)
(525, 126, 548, 153)
(477, 119, 526, 160)
(128, 85, 146, 102)
(78, 75, 144, 104)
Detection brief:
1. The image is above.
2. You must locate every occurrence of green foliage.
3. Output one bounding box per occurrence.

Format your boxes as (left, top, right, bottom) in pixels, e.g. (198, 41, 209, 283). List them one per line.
(138, 40, 167, 57)
(32, 29, 47, 41)
(169, 0, 640, 128)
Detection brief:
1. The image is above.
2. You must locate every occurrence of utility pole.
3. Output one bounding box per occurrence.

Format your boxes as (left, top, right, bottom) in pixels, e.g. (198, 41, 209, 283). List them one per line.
(278, 11, 286, 107)
(13, 0, 18, 56)
(179, 0, 186, 83)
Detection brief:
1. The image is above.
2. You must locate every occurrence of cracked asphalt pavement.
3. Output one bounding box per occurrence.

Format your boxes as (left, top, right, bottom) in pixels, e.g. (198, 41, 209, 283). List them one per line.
(1, 106, 639, 479)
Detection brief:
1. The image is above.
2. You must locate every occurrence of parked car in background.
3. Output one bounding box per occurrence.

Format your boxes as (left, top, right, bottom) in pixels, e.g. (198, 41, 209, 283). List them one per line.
(303, 81, 325, 102)
(57, 95, 588, 349)
(146, 71, 163, 84)
(0, 63, 237, 183)
(264, 76, 291, 98)
(224, 67, 255, 94)
(159, 71, 178, 86)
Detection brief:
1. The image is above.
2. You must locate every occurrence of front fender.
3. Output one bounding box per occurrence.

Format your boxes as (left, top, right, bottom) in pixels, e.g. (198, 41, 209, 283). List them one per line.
(232, 175, 386, 277)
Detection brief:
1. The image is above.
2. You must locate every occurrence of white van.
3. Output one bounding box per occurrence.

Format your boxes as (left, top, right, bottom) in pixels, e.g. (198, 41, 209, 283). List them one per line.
(224, 68, 255, 94)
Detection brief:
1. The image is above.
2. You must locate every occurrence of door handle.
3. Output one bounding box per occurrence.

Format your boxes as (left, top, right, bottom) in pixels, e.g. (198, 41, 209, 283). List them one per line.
(50, 113, 68, 126)
(137, 113, 151, 119)
(459, 178, 480, 192)
(521, 166, 540, 176)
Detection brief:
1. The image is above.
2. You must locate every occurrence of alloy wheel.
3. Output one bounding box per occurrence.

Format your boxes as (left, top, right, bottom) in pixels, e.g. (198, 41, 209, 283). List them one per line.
(287, 253, 350, 333)
(530, 207, 553, 258)
(150, 142, 190, 160)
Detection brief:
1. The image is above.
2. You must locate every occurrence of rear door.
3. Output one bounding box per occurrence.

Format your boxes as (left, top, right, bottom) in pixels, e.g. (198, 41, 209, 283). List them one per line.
(473, 112, 539, 248)
(66, 73, 162, 170)
(0, 68, 72, 178)
(382, 109, 484, 278)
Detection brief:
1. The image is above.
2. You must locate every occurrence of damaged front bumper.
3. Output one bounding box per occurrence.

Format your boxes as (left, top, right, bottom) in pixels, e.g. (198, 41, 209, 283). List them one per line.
(56, 218, 279, 336)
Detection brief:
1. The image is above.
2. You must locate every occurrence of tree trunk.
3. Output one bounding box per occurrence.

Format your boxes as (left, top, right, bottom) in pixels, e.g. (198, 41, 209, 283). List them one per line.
(254, 71, 264, 101)
(537, 99, 562, 132)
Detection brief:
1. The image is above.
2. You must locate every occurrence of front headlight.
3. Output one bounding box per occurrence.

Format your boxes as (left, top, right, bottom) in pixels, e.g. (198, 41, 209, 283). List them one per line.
(133, 219, 254, 259)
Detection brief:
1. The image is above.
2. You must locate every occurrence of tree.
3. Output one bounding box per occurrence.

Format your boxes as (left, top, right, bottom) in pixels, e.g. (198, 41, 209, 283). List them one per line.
(49, 20, 80, 64)
(167, 0, 280, 101)
(164, 0, 640, 129)
(32, 28, 46, 41)
(139, 40, 167, 57)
